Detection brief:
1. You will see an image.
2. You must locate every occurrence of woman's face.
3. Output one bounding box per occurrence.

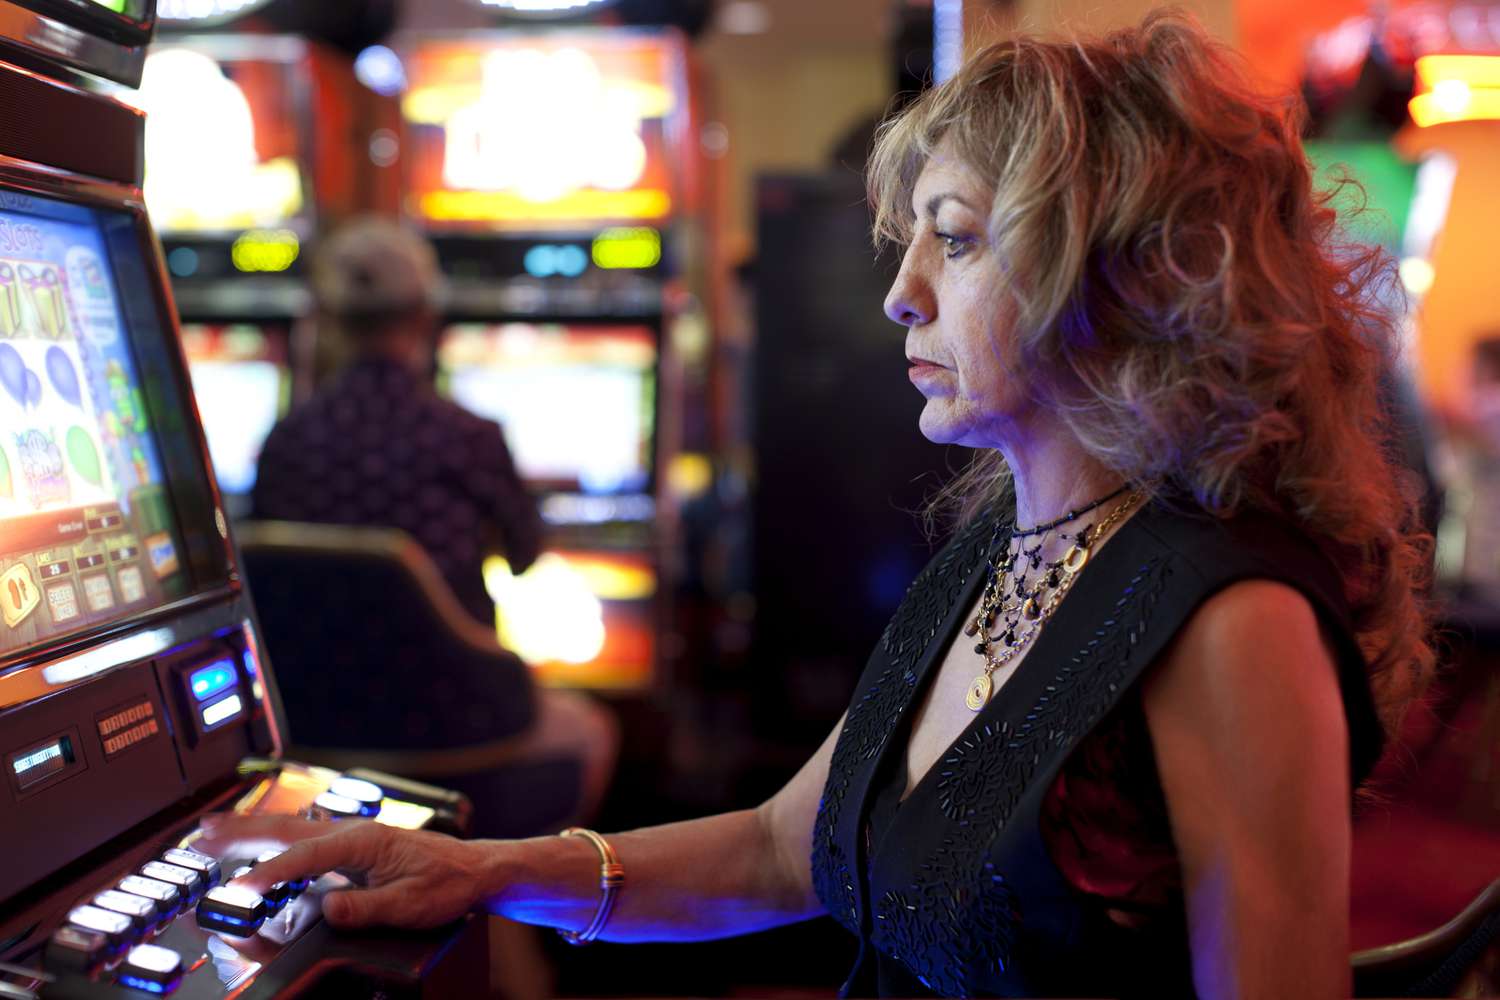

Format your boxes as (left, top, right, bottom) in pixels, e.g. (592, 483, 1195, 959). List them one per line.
(884, 148, 1031, 449)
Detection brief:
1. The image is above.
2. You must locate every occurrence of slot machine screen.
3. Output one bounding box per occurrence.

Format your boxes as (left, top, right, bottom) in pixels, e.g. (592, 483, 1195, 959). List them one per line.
(128, 45, 308, 234)
(0, 191, 210, 659)
(436, 323, 656, 495)
(181, 323, 288, 496)
(402, 32, 682, 230)
(82, 0, 150, 17)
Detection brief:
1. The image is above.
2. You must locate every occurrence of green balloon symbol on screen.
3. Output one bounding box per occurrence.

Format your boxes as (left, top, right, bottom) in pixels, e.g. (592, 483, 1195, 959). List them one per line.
(0, 446, 10, 498)
(66, 427, 102, 487)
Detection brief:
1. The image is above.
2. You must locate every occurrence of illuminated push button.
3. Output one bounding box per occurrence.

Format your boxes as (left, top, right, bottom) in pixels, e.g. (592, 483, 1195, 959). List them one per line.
(46, 925, 108, 970)
(66, 905, 132, 952)
(196, 884, 267, 937)
(118, 943, 182, 994)
(313, 790, 362, 819)
(138, 861, 203, 900)
(313, 790, 363, 817)
(162, 847, 221, 887)
(118, 875, 181, 919)
(93, 889, 157, 933)
(328, 776, 384, 818)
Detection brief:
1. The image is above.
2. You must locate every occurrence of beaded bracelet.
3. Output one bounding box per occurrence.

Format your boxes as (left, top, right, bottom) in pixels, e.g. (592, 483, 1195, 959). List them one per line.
(557, 827, 625, 945)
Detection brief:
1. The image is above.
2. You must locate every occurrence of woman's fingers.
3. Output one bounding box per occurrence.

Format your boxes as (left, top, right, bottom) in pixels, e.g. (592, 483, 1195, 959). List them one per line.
(226, 822, 386, 897)
(195, 814, 489, 930)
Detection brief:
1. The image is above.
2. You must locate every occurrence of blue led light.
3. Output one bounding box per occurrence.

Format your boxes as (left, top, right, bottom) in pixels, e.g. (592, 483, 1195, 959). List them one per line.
(523, 243, 589, 278)
(166, 246, 198, 278)
(355, 45, 406, 97)
(188, 659, 237, 702)
(523, 244, 555, 278)
(117, 974, 168, 994)
(555, 245, 588, 277)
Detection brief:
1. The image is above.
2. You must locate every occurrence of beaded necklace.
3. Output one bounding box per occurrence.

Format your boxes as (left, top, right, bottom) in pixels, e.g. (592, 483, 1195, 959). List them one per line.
(963, 487, 1143, 711)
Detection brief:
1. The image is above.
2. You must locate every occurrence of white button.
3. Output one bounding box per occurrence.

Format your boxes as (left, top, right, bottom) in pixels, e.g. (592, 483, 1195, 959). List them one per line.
(140, 861, 198, 889)
(124, 943, 181, 975)
(204, 884, 263, 910)
(162, 848, 215, 872)
(67, 905, 131, 937)
(314, 791, 360, 816)
(328, 777, 383, 804)
(94, 890, 154, 923)
(119, 875, 178, 905)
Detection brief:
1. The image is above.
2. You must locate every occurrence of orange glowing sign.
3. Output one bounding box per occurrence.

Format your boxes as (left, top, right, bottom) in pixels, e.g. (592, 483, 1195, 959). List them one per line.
(402, 32, 685, 230)
(1410, 54, 1500, 127)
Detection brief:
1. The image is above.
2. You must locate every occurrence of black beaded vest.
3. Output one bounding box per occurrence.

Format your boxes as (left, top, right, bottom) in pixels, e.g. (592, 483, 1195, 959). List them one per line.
(809, 497, 1384, 998)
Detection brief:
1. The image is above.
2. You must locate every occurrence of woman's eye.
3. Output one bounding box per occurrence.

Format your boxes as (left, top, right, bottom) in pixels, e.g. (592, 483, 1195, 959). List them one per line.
(934, 231, 972, 259)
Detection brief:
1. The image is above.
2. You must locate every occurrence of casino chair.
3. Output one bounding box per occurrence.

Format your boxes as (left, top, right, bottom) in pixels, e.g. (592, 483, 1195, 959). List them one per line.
(1352, 878, 1500, 997)
(234, 520, 602, 839)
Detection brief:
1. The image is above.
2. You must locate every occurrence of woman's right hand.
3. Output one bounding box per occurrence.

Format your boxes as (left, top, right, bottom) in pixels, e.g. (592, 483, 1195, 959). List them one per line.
(193, 814, 501, 929)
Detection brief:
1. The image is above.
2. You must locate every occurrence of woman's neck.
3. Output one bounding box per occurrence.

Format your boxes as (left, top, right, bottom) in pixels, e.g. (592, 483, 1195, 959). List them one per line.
(999, 426, 1126, 530)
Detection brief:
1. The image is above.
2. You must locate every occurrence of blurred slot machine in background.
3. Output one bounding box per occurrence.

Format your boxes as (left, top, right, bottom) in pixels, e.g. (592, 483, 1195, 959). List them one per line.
(397, 29, 707, 693)
(124, 28, 401, 516)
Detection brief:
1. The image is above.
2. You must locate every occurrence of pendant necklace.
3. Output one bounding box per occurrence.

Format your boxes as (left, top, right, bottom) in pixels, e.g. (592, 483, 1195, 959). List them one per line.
(963, 486, 1142, 711)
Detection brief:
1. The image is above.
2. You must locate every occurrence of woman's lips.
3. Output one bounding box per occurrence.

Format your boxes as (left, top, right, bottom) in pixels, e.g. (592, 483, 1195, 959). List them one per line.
(907, 357, 950, 386)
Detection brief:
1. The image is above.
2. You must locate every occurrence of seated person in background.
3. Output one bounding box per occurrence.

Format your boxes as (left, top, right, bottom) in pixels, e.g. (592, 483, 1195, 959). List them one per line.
(252, 217, 542, 626)
(251, 218, 615, 826)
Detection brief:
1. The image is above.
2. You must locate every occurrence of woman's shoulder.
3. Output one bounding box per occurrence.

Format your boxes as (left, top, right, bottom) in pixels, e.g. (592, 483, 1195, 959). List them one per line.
(1130, 496, 1351, 624)
(1129, 495, 1385, 783)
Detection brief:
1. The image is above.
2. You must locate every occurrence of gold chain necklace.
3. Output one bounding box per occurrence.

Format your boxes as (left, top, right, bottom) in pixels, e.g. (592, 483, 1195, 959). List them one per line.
(963, 489, 1144, 711)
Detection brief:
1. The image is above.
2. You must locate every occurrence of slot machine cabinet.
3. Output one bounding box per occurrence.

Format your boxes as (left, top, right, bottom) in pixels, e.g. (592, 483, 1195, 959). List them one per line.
(0, 4, 483, 998)
(399, 28, 708, 695)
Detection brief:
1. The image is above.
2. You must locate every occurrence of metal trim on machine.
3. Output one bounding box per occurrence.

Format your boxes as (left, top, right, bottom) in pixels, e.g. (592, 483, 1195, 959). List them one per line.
(0, 1, 145, 87)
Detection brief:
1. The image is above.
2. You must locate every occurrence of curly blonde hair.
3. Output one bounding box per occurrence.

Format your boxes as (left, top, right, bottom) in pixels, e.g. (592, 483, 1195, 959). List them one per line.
(867, 9, 1434, 733)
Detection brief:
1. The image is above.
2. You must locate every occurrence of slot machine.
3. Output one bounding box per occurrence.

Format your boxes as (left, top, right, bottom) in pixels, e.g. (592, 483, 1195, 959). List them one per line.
(399, 28, 706, 694)
(0, 3, 482, 997)
(125, 29, 402, 518)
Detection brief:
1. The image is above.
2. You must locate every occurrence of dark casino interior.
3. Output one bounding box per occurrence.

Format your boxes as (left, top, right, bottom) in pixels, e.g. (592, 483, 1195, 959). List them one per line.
(0, 0, 1498, 997)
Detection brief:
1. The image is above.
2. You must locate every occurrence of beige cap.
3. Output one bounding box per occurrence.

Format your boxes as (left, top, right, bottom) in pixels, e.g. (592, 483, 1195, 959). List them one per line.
(311, 216, 444, 317)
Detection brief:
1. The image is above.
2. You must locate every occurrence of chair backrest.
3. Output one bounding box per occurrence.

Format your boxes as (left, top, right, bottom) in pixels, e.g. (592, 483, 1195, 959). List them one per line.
(236, 520, 536, 753)
(1353, 878, 1500, 997)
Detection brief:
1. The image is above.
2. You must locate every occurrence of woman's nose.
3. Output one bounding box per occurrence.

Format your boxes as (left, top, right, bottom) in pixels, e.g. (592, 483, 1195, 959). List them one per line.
(884, 249, 933, 327)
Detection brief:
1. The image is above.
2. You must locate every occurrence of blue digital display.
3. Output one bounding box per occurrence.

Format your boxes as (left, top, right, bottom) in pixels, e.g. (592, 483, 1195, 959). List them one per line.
(187, 659, 236, 703)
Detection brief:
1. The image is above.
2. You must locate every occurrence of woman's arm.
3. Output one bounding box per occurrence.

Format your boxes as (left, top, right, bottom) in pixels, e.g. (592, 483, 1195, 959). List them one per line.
(1143, 579, 1353, 1000)
(196, 713, 844, 940)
